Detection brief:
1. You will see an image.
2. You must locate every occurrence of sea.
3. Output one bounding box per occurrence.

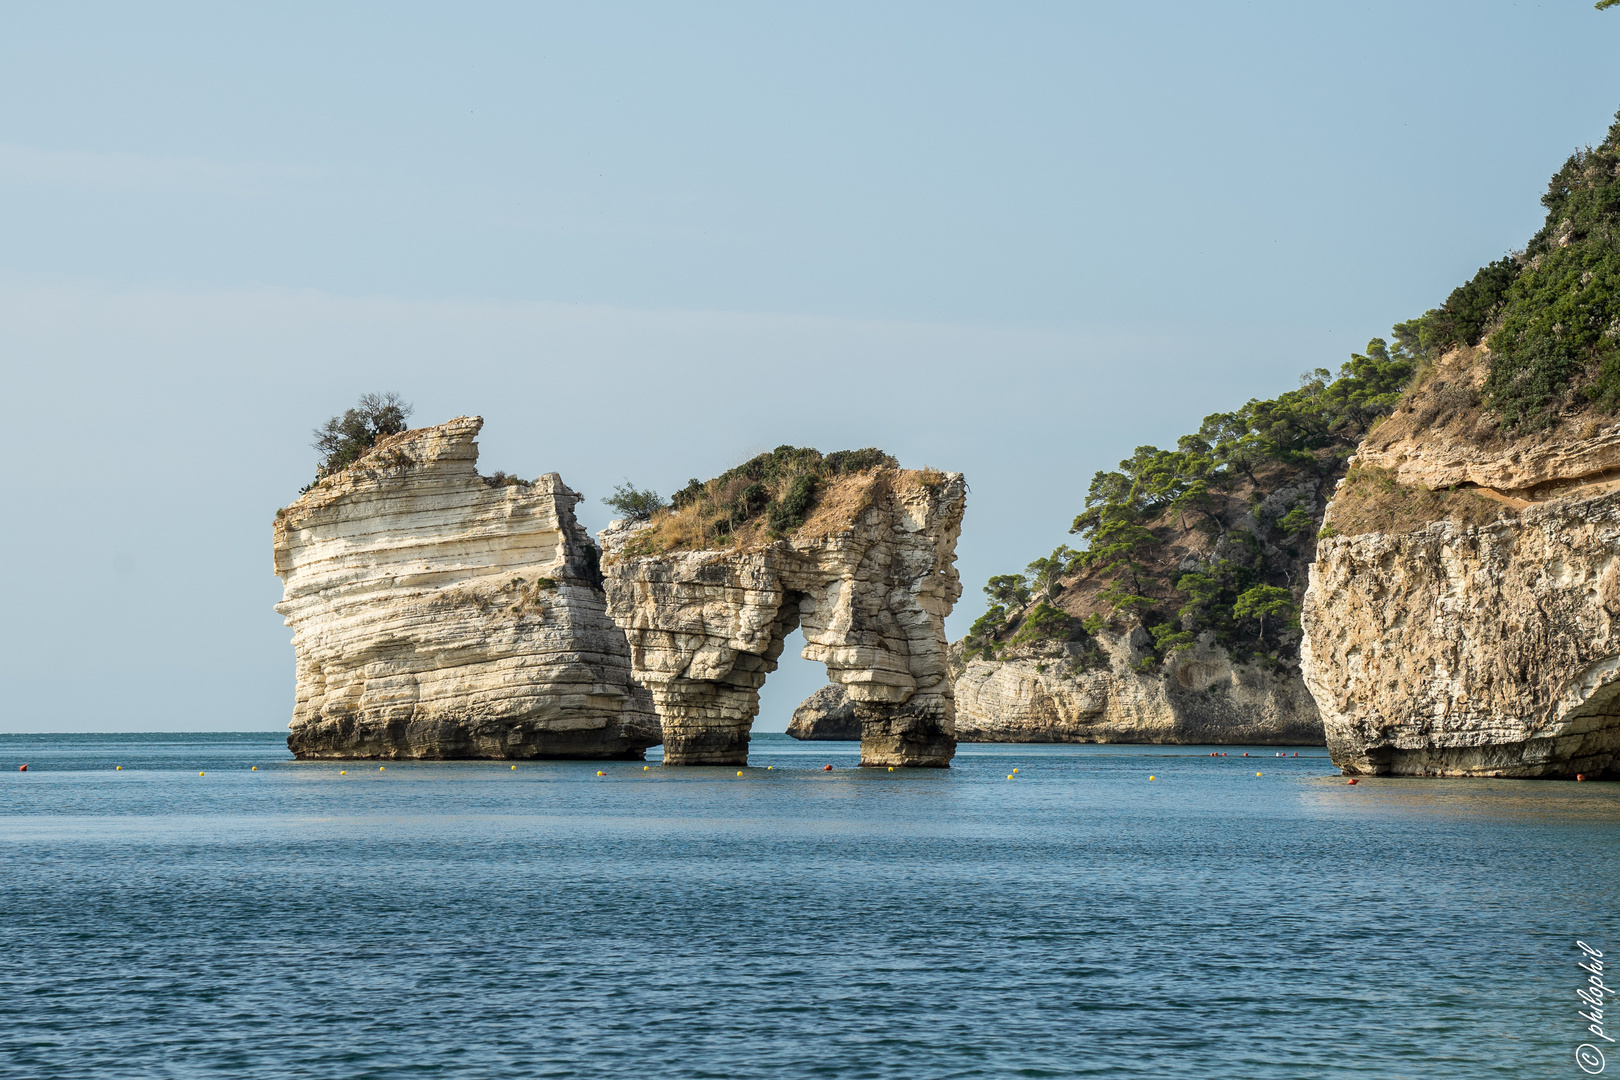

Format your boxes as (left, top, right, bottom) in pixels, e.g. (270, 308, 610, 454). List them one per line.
(0, 731, 1616, 1079)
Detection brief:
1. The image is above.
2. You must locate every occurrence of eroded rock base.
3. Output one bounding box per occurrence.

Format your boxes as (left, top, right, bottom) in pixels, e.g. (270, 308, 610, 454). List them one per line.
(289, 723, 653, 761)
(856, 704, 954, 767)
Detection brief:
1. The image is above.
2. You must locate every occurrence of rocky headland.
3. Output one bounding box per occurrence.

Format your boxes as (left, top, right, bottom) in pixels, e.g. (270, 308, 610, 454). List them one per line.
(953, 630, 1321, 744)
(1302, 349, 1620, 777)
(1301, 110, 1620, 778)
(272, 417, 658, 759)
(599, 451, 965, 767)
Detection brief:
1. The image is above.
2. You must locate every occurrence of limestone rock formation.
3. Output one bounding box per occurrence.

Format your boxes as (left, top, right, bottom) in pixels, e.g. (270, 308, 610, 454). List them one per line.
(1302, 349, 1620, 778)
(600, 470, 966, 767)
(953, 631, 1323, 745)
(786, 683, 862, 740)
(273, 417, 658, 759)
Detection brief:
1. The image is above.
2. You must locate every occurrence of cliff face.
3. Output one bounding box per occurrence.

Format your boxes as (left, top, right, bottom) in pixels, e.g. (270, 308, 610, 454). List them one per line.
(1302, 351, 1620, 778)
(953, 631, 1323, 745)
(273, 417, 658, 759)
(600, 470, 965, 767)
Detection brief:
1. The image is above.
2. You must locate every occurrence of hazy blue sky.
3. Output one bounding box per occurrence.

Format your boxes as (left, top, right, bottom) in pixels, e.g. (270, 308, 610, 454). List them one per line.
(2, 2, 1617, 732)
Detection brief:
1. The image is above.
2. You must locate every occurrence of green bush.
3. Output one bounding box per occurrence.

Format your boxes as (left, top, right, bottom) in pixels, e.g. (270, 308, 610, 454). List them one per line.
(309, 392, 413, 484)
(664, 445, 898, 542)
(1006, 603, 1079, 649)
(767, 474, 819, 532)
(1481, 109, 1620, 427)
(603, 482, 666, 522)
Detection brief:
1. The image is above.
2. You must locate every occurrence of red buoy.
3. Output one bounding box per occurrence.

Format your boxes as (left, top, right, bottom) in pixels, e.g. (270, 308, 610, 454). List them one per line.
(17, 764, 25, 772)
(1577, 774, 1586, 782)
(823, 764, 832, 771)
(1347, 778, 1359, 785)
(1243, 752, 1249, 757)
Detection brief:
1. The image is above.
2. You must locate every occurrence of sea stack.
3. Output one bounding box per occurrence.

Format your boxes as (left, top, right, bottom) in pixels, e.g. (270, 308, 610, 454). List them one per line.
(599, 454, 965, 767)
(272, 416, 658, 759)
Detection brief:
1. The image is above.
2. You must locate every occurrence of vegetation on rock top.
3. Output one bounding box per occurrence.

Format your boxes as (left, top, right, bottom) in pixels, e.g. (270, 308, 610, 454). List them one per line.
(964, 343, 1416, 671)
(966, 104, 1620, 675)
(612, 445, 902, 555)
(307, 392, 413, 489)
(1394, 109, 1620, 430)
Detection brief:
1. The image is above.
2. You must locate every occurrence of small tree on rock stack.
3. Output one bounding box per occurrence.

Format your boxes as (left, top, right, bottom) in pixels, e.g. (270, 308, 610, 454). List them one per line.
(310, 392, 413, 485)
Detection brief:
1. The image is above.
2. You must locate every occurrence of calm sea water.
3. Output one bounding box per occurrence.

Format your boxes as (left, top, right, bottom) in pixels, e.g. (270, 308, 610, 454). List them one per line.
(1, 732, 1616, 1079)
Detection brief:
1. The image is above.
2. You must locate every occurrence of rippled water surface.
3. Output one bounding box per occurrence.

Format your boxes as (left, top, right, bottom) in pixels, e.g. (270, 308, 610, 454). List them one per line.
(1, 732, 1617, 1079)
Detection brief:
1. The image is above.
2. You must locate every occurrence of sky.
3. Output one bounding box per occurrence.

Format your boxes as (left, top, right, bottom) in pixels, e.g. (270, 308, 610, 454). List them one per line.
(2, 1, 1618, 733)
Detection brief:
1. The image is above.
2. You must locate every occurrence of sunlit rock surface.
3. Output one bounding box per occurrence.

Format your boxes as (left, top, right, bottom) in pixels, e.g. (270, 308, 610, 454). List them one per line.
(273, 417, 658, 759)
(1302, 349, 1620, 778)
(953, 631, 1323, 745)
(600, 470, 965, 767)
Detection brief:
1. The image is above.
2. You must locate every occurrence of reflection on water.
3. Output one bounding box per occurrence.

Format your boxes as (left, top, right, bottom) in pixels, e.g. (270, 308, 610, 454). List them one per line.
(0, 731, 1615, 1079)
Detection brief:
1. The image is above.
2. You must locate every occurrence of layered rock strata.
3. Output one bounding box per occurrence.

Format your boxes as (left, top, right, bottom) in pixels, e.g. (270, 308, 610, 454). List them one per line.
(600, 471, 966, 767)
(1303, 492, 1620, 778)
(273, 417, 658, 759)
(1302, 350, 1620, 777)
(952, 631, 1324, 745)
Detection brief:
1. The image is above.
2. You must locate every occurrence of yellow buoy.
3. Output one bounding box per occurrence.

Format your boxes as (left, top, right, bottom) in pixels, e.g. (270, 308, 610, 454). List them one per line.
(766, 766, 773, 770)
(1149, 775, 1155, 781)
(341, 770, 347, 775)
(115, 766, 121, 771)
(737, 770, 744, 776)
(379, 766, 385, 771)
(888, 767, 894, 772)
(596, 770, 605, 776)
(1256, 772, 1262, 777)
(250, 766, 256, 771)
(643, 765, 650, 770)
(1007, 774, 1014, 779)
(1012, 768, 1019, 773)
(511, 764, 517, 770)
(199, 771, 205, 776)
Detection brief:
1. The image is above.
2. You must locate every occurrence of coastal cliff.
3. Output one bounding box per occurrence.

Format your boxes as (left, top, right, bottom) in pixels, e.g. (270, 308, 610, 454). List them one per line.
(794, 629, 1321, 744)
(272, 417, 658, 759)
(943, 341, 1407, 746)
(954, 631, 1321, 744)
(1302, 352, 1620, 777)
(1302, 109, 1620, 778)
(600, 457, 965, 767)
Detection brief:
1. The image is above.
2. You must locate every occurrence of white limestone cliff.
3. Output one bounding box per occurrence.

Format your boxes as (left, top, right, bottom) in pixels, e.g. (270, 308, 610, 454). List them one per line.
(1301, 349, 1620, 777)
(273, 416, 658, 759)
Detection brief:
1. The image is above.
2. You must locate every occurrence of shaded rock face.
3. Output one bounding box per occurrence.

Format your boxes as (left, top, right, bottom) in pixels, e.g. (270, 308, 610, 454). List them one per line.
(1303, 494, 1620, 778)
(786, 684, 862, 740)
(953, 631, 1324, 745)
(273, 417, 659, 760)
(600, 472, 965, 767)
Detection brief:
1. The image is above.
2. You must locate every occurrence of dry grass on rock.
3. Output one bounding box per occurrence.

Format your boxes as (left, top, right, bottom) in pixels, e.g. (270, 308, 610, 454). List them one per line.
(1322, 466, 1510, 538)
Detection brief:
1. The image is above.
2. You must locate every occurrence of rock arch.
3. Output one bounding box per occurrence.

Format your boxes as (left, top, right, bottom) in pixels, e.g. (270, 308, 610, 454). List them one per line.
(599, 469, 966, 766)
